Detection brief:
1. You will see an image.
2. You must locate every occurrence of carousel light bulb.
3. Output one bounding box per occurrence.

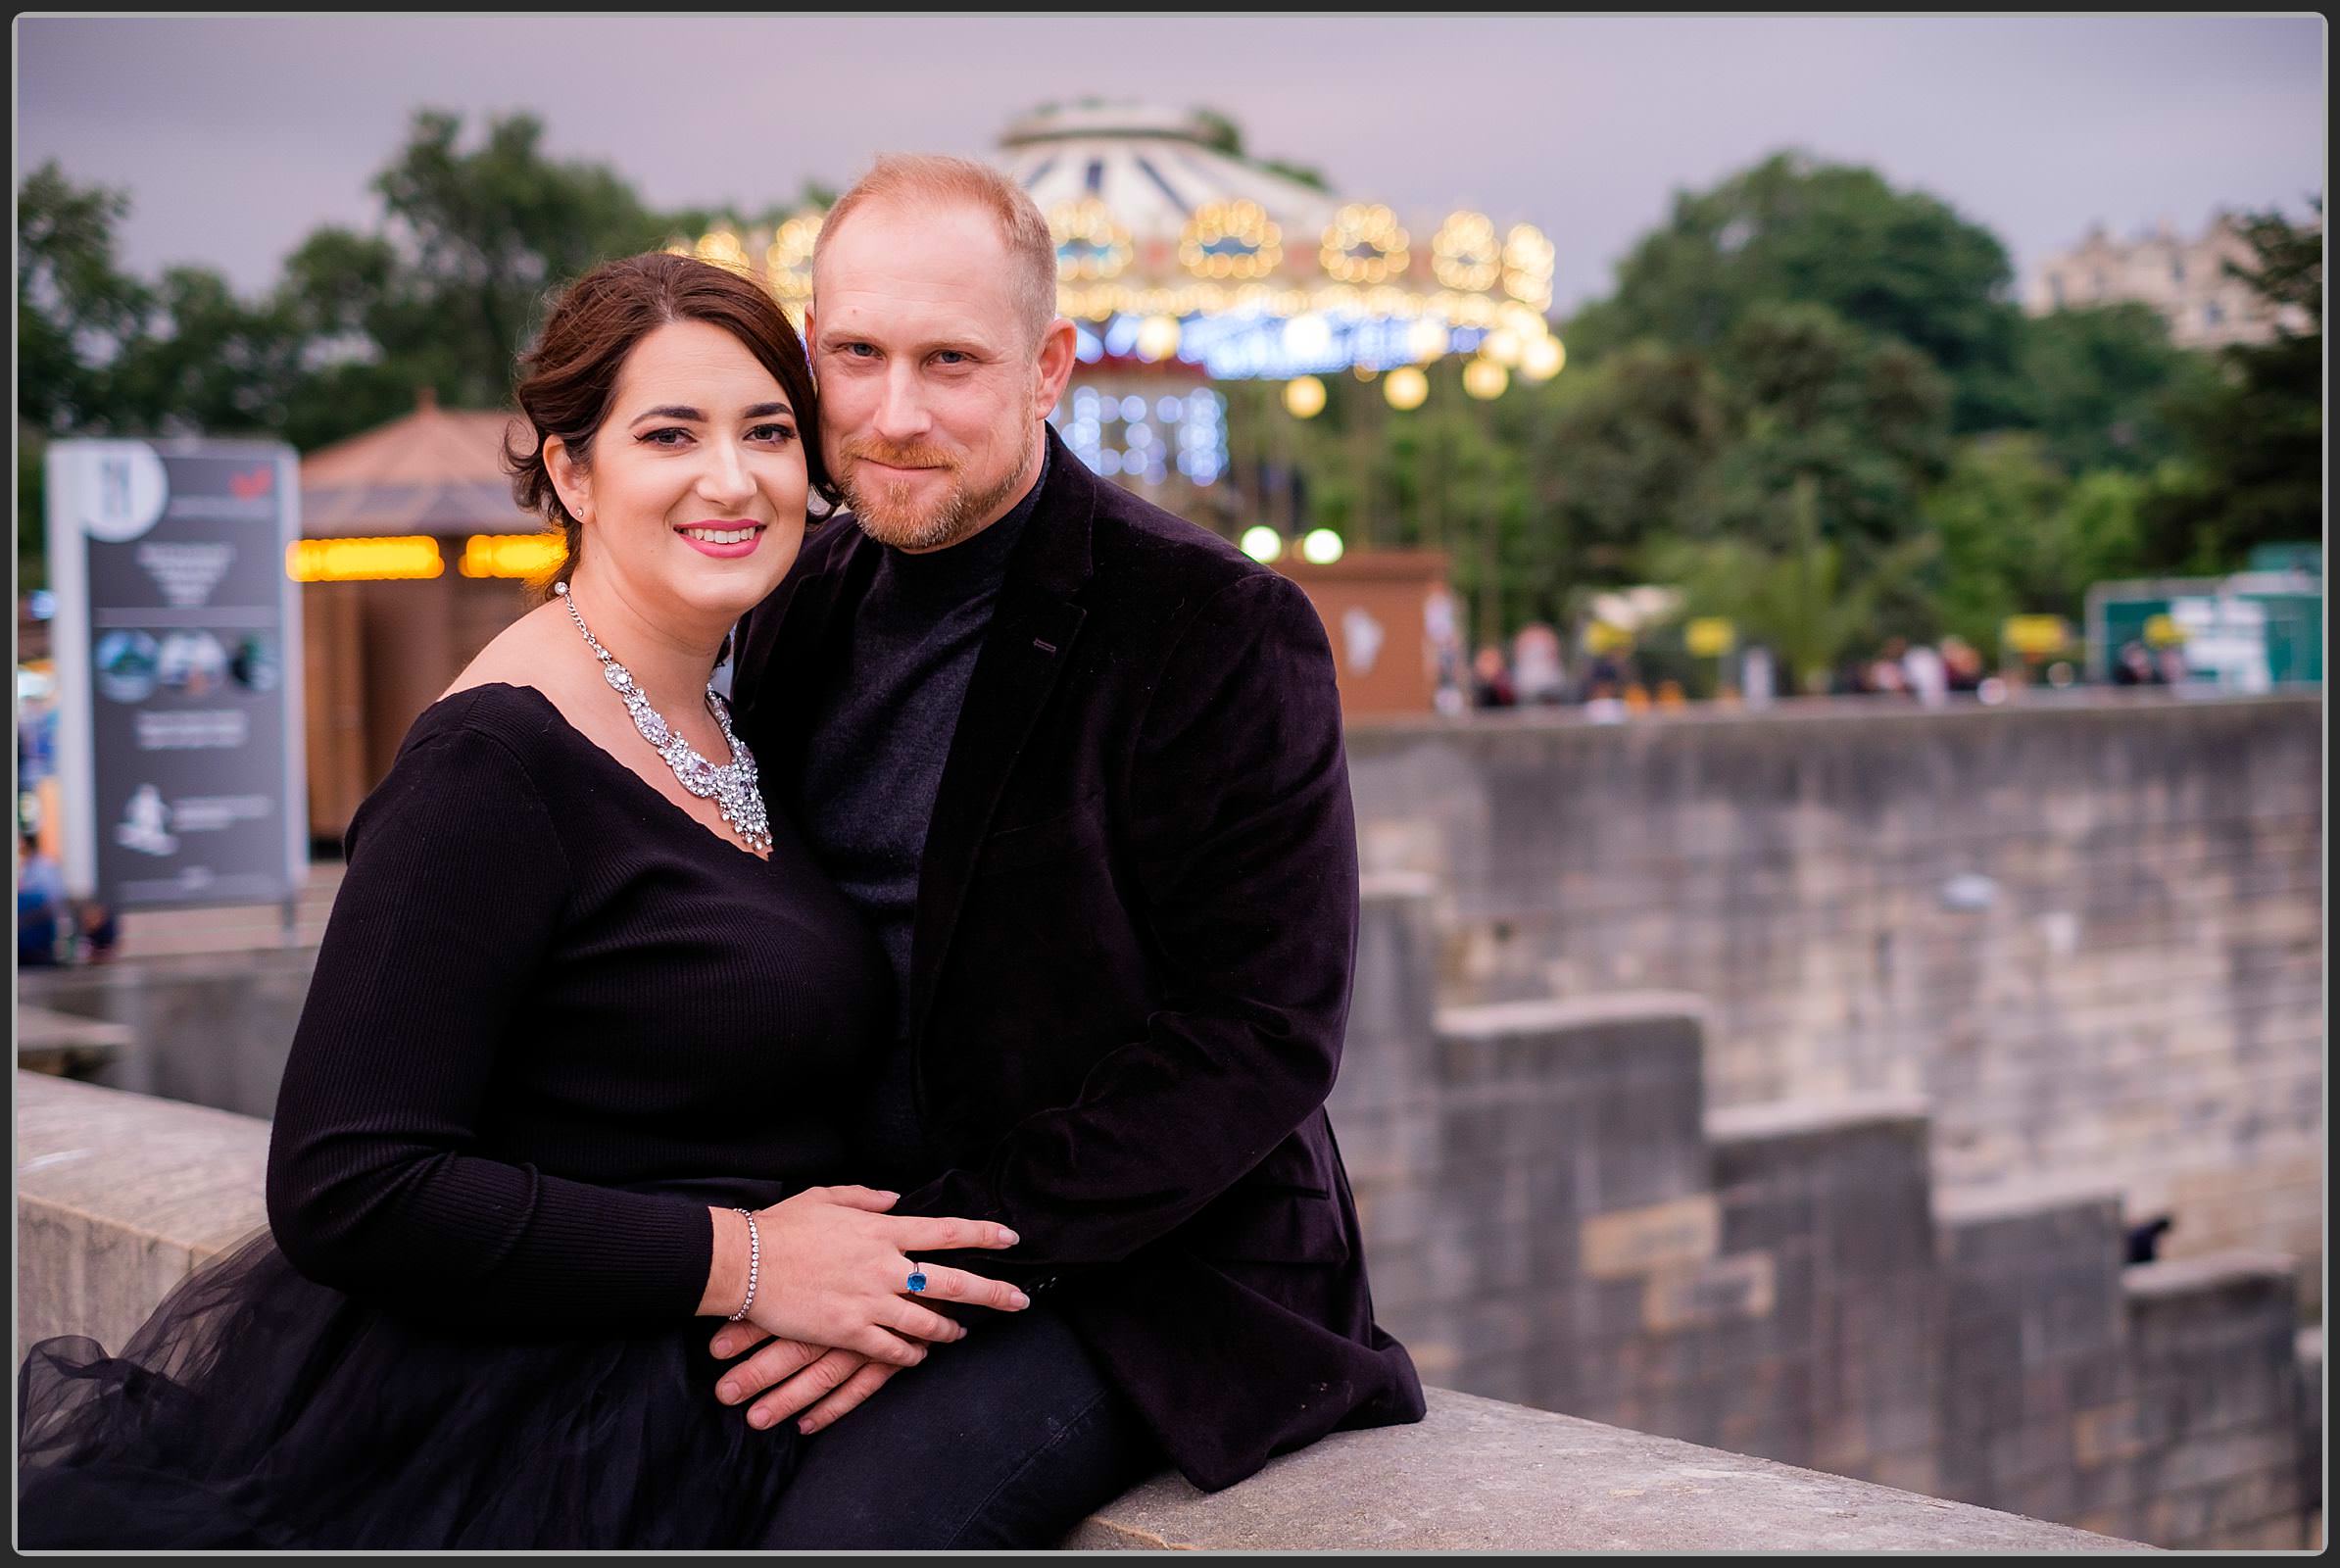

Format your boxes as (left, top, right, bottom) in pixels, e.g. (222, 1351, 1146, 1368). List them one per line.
(1136, 314, 1183, 362)
(1521, 334, 1566, 381)
(1300, 528, 1345, 565)
(1408, 317, 1450, 363)
(1284, 375, 1328, 418)
(1482, 328, 1524, 368)
(1384, 366, 1430, 410)
(1463, 357, 1509, 400)
(1283, 313, 1334, 361)
(1241, 526, 1286, 564)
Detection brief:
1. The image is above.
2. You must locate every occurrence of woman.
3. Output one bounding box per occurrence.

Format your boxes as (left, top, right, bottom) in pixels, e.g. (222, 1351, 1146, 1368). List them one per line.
(17, 252, 1032, 1549)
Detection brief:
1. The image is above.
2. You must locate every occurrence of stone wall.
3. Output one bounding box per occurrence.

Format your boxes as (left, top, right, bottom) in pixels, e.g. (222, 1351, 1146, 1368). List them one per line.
(1345, 694, 2324, 1308)
(13, 1070, 2137, 1553)
(1327, 879, 2320, 1550)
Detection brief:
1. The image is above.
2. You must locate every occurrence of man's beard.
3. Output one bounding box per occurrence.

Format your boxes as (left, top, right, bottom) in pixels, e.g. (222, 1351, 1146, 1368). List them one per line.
(840, 436, 1036, 553)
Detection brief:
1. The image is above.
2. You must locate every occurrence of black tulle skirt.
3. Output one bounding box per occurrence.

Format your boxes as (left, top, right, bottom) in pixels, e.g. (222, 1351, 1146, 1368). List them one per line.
(17, 1230, 804, 1549)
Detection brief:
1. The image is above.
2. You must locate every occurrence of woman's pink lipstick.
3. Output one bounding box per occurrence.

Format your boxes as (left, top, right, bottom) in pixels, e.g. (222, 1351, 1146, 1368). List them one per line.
(675, 520, 765, 560)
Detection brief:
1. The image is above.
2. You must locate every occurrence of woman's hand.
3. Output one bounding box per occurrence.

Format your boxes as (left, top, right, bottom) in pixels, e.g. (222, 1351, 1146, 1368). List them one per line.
(707, 1327, 910, 1434)
(716, 1185, 1029, 1367)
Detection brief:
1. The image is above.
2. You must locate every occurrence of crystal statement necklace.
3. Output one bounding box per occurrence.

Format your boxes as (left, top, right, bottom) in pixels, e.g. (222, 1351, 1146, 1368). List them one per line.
(555, 580, 771, 857)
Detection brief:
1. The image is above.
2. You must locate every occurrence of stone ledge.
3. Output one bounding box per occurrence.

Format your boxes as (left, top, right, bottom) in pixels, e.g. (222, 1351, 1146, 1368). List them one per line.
(1071, 1389, 2142, 1551)
(17, 1071, 2151, 1551)
(1359, 869, 1438, 902)
(1437, 990, 1710, 1040)
(2121, 1251, 2300, 1299)
(16, 1004, 135, 1077)
(1935, 1170, 2133, 1227)
(1706, 1091, 1934, 1145)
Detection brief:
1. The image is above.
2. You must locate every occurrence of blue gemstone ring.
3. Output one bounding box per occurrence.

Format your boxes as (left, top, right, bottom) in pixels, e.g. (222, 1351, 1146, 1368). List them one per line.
(905, 1262, 928, 1294)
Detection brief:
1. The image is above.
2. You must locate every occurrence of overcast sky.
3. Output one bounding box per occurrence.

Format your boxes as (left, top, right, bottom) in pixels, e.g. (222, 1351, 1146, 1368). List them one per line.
(14, 13, 2326, 314)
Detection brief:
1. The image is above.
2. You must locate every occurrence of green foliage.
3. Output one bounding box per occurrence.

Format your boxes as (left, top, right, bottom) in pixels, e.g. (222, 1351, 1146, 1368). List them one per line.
(362, 109, 670, 409)
(17, 162, 151, 434)
(1921, 434, 2150, 657)
(1189, 107, 1244, 157)
(1564, 151, 2027, 432)
(2139, 203, 2323, 572)
(2013, 303, 2210, 474)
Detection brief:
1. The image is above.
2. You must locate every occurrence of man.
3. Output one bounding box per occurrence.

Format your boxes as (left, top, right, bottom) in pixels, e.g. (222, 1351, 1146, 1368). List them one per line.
(722, 155, 1424, 1546)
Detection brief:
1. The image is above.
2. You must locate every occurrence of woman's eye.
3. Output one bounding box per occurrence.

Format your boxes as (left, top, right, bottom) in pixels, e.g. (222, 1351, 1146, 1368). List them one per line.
(641, 427, 691, 447)
(749, 423, 797, 445)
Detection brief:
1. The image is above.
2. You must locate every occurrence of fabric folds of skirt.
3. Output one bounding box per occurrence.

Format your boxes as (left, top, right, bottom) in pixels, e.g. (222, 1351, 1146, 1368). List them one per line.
(17, 1230, 803, 1549)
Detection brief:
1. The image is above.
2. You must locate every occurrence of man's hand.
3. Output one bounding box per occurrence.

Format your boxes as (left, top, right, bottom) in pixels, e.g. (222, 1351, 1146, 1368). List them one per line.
(709, 1322, 919, 1435)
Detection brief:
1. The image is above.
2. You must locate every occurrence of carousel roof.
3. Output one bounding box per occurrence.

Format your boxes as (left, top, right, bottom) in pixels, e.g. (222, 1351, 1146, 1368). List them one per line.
(999, 102, 1340, 253)
(677, 102, 1564, 385)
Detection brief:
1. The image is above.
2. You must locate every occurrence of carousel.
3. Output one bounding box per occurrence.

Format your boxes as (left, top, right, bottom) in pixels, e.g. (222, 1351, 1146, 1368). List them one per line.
(674, 102, 1566, 713)
(675, 102, 1563, 542)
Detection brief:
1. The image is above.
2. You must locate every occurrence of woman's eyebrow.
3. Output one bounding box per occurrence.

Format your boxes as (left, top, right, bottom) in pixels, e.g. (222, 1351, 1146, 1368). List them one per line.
(630, 405, 705, 425)
(743, 402, 794, 419)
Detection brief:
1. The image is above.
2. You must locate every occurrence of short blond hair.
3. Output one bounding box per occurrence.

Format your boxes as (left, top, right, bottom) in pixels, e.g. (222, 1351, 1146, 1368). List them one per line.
(814, 154, 1059, 346)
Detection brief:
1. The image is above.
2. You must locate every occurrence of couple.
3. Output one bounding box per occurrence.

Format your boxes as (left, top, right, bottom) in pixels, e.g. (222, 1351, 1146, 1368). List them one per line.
(17, 155, 1424, 1549)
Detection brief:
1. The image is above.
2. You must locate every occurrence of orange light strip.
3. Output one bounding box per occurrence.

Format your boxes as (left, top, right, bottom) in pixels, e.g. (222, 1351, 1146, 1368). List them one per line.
(285, 536, 444, 582)
(460, 533, 567, 579)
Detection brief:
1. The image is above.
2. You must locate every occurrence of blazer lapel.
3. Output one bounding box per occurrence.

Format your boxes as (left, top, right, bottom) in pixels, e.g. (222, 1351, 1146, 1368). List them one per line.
(905, 429, 1097, 1045)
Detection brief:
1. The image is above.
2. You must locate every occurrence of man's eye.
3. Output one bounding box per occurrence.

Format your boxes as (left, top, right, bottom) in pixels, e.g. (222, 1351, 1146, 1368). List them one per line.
(840, 342, 877, 359)
(934, 351, 970, 366)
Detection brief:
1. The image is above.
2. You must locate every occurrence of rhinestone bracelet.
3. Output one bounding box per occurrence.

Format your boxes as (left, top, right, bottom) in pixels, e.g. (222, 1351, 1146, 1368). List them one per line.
(728, 1207, 760, 1323)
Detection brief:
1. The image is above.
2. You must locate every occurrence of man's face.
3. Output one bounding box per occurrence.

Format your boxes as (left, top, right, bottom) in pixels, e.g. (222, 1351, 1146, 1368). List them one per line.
(810, 197, 1066, 553)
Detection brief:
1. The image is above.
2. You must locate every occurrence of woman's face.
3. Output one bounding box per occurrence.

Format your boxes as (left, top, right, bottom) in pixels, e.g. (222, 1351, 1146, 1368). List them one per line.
(549, 318, 809, 632)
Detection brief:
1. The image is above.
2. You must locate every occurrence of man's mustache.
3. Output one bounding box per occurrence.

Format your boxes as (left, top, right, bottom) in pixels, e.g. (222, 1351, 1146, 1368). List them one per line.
(842, 441, 957, 472)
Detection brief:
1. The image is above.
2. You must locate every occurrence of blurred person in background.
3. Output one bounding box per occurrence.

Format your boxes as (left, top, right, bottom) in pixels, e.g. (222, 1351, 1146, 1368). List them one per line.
(1471, 645, 1518, 709)
(1940, 635, 1986, 694)
(1510, 622, 1566, 705)
(17, 829, 68, 968)
(1902, 640, 1949, 707)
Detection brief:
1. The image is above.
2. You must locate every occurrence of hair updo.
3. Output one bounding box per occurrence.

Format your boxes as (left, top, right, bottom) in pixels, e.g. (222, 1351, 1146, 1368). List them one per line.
(503, 251, 837, 600)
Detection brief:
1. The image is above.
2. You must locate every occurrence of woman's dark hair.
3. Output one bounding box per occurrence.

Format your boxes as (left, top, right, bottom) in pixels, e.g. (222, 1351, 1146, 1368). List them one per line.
(503, 251, 836, 600)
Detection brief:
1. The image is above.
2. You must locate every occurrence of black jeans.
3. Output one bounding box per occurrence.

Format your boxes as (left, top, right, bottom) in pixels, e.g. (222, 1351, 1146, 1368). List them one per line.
(754, 1301, 1163, 1549)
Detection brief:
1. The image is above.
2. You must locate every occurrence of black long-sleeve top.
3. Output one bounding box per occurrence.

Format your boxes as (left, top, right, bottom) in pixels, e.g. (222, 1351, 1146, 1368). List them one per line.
(264, 682, 891, 1331)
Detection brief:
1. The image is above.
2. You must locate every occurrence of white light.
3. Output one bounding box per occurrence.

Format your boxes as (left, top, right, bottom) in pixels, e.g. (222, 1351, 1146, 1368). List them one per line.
(1283, 313, 1334, 361)
(1300, 529, 1345, 565)
(1157, 397, 1185, 422)
(1408, 317, 1450, 362)
(1136, 315, 1182, 362)
(1241, 526, 1286, 563)
(1098, 450, 1123, 475)
(1121, 396, 1147, 422)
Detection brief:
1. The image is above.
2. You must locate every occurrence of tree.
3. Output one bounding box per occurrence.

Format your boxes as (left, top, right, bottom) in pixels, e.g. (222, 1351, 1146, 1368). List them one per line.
(359, 109, 670, 410)
(1643, 476, 1940, 694)
(2013, 303, 2211, 475)
(1921, 433, 2151, 657)
(1564, 151, 2027, 432)
(17, 162, 151, 435)
(2141, 203, 2322, 571)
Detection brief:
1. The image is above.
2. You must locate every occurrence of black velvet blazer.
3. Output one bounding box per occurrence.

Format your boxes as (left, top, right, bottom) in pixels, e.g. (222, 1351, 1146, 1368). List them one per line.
(730, 424, 1425, 1491)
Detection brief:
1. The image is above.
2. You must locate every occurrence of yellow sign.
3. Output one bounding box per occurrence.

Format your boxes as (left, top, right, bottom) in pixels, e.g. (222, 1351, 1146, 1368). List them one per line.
(1685, 617, 1735, 658)
(2002, 614, 2070, 656)
(1584, 620, 1634, 655)
(285, 536, 444, 582)
(460, 533, 567, 579)
(2143, 613, 2186, 648)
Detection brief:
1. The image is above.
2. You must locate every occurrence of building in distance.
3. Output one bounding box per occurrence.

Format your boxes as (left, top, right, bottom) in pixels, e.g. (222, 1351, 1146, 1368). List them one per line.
(2023, 210, 2316, 350)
